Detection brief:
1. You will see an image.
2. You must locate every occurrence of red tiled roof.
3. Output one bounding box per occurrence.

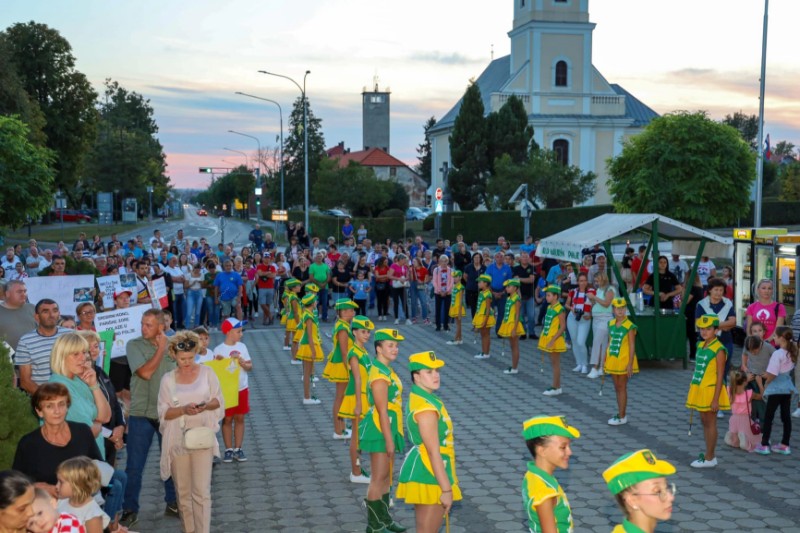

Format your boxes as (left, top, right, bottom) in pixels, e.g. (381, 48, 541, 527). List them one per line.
(333, 147, 406, 169)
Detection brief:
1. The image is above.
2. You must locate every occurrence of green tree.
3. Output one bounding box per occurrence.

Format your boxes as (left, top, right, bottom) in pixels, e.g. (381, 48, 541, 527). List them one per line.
(774, 140, 796, 158)
(199, 166, 255, 217)
(721, 111, 758, 149)
(0, 115, 55, 229)
(448, 82, 489, 210)
(2, 22, 98, 205)
(608, 111, 755, 227)
(0, 37, 46, 145)
(415, 116, 436, 186)
(779, 162, 800, 201)
(487, 95, 534, 172)
(277, 96, 325, 208)
(314, 159, 402, 217)
(84, 79, 170, 216)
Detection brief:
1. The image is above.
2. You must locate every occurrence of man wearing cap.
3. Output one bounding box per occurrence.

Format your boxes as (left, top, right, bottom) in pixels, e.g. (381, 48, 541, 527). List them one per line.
(521, 415, 580, 533)
(214, 317, 253, 463)
(397, 351, 461, 532)
(122, 309, 177, 526)
(602, 449, 676, 532)
(485, 251, 513, 334)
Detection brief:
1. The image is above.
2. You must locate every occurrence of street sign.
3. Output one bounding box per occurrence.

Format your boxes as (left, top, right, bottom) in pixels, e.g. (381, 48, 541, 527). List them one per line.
(435, 200, 444, 214)
(435, 188, 443, 201)
(272, 209, 288, 221)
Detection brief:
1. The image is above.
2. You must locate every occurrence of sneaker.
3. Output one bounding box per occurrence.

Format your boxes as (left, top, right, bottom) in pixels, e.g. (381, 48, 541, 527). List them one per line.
(572, 365, 582, 372)
(608, 414, 628, 426)
(792, 408, 800, 418)
(423, 319, 431, 325)
(474, 353, 490, 359)
(234, 449, 248, 462)
(446, 340, 463, 345)
(282, 345, 291, 351)
(394, 318, 400, 325)
(503, 367, 519, 375)
(587, 368, 600, 379)
(405, 319, 412, 325)
(542, 387, 562, 396)
(411, 317, 418, 324)
(303, 397, 322, 405)
(333, 429, 352, 440)
(349, 472, 370, 484)
(253, 312, 259, 318)
(223, 449, 234, 463)
(120, 511, 138, 528)
(165, 501, 179, 517)
(580, 365, 589, 374)
(771, 444, 791, 455)
(291, 358, 302, 365)
(754, 444, 771, 455)
(690, 454, 718, 468)
(717, 411, 725, 419)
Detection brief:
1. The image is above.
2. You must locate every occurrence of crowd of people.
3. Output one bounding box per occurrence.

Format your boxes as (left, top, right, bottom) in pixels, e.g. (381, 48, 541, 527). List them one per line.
(0, 223, 797, 533)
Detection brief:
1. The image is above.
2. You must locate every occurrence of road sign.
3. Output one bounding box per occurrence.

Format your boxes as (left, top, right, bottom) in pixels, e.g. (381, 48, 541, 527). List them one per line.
(272, 209, 288, 221)
(435, 188, 443, 201)
(435, 200, 444, 214)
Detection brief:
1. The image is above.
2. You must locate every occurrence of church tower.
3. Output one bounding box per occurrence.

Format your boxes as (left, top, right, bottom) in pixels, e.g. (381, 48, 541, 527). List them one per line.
(362, 76, 390, 153)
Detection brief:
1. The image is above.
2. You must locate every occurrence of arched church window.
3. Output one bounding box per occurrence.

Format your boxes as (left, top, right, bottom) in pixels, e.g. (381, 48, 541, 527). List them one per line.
(553, 139, 569, 165)
(555, 61, 568, 87)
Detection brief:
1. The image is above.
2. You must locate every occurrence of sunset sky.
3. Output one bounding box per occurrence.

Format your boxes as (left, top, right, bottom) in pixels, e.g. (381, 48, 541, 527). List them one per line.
(2, 0, 798, 189)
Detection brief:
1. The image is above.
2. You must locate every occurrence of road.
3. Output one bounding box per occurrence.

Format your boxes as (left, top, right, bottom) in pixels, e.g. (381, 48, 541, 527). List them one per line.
(124, 320, 800, 532)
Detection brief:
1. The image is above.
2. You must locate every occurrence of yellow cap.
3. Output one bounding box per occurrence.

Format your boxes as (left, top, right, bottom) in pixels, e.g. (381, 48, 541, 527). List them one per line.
(374, 329, 405, 342)
(409, 351, 445, 371)
(696, 314, 719, 328)
(611, 297, 627, 308)
(306, 284, 320, 294)
(352, 315, 374, 330)
(301, 293, 317, 306)
(602, 449, 676, 495)
(522, 415, 580, 440)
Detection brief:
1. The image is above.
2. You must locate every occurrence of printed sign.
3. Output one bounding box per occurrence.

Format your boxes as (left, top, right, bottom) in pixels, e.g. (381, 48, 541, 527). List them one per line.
(148, 277, 169, 309)
(97, 275, 122, 310)
(24, 275, 96, 317)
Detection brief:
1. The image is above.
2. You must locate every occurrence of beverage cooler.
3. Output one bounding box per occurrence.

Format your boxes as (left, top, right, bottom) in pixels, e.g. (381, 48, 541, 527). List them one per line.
(774, 235, 800, 318)
(733, 228, 787, 325)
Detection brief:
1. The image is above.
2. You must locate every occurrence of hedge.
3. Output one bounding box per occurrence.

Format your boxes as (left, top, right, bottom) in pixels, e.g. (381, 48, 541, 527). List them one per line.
(283, 211, 406, 244)
(422, 205, 615, 243)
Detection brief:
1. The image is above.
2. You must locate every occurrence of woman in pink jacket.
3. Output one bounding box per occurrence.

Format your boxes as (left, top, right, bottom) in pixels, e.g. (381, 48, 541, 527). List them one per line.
(432, 255, 454, 332)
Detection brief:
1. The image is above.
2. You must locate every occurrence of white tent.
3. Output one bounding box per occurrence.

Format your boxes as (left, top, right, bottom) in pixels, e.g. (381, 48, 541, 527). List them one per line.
(536, 213, 733, 261)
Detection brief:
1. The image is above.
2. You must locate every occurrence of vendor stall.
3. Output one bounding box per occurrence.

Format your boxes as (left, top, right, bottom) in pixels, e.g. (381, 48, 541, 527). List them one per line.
(537, 214, 733, 368)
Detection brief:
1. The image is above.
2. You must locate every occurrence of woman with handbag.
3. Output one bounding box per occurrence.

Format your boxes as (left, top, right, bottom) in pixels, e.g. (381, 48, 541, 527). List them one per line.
(158, 330, 223, 533)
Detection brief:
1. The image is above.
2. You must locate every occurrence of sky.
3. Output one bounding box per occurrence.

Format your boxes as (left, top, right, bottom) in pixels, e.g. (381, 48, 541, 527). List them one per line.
(2, 0, 799, 189)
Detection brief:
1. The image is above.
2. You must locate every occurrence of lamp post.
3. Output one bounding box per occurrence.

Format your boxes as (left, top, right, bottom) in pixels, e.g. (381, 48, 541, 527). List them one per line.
(113, 189, 119, 225)
(223, 148, 249, 171)
(146, 185, 154, 222)
(258, 69, 310, 232)
(235, 92, 285, 210)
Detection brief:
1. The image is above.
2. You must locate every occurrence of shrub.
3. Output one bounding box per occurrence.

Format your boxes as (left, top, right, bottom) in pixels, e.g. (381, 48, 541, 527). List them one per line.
(0, 343, 38, 469)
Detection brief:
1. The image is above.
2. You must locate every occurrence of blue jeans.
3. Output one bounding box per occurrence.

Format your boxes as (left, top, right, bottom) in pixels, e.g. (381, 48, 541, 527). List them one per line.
(409, 284, 429, 320)
(521, 297, 536, 336)
(319, 287, 329, 320)
(103, 469, 127, 521)
(185, 289, 203, 329)
(204, 295, 219, 328)
(173, 293, 186, 328)
(123, 416, 176, 512)
(369, 277, 376, 307)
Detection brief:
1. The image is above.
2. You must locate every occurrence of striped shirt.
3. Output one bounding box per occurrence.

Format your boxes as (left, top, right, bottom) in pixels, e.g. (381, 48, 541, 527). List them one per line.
(15, 327, 71, 384)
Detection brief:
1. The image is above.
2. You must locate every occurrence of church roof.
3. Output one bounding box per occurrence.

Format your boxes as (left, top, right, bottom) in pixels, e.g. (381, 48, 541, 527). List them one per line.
(333, 147, 408, 169)
(428, 55, 659, 134)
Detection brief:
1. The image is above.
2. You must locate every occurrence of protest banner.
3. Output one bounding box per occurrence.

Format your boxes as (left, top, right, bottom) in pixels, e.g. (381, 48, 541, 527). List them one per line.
(97, 275, 122, 309)
(95, 305, 150, 358)
(204, 359, 240, 409)
(148, 277, 169, 309)
(24, 275, 96, 316)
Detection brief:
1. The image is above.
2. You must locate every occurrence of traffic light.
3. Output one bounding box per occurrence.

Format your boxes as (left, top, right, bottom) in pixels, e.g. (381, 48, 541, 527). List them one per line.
(199, 167, 212, 173)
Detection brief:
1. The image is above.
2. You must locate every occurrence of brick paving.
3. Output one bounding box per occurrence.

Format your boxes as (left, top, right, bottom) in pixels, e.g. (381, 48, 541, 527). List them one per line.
(125, 321, 800, 532)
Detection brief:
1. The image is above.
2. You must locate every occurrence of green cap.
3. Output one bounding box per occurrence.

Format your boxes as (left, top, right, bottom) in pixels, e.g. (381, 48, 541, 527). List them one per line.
(352, 315, 374, 330)
(285, 278, 301, 288)
(301, 293, 317, 306)
(453, 270, 462, 278)
(477, 274, 492, 284)
(409, 351, 445, 371)
(374, 329, 405, 342)
(522, 415, 580, 440)
(504, 278, 520, 288)
(602, 449, 676, 495)
(335, 298, 359, 310)
(544, 285, 562, 295)
(696, 314, 719, 328)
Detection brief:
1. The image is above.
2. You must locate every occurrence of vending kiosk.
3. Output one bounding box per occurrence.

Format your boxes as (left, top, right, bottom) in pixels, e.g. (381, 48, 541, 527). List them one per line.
(732, 228, 792, 325)
(774, 234, 800, 319)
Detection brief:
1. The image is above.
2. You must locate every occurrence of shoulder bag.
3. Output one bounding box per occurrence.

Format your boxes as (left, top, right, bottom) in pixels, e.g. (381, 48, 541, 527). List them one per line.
(169, 371, 216, 450)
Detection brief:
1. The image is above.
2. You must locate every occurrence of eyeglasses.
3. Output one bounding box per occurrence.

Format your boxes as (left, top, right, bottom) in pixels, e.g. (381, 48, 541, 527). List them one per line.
(79, 310, 95, 315)
(175, 340, 197, 351)
(631, 483, 676, 502)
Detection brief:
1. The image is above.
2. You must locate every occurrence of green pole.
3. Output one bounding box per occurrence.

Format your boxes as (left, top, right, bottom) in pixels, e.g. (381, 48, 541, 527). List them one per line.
(680, 238, 707, 369)
(634, 234, 654, 289)
(652, 220, 660, 357)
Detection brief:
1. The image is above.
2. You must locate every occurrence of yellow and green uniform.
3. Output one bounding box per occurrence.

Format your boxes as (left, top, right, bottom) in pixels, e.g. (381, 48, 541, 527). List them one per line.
(322, 319, 354, 383)
(472, 288, 496, 329)
(296, 308, 323, 361)
(280, 289, 290, 325)
(686, 338, 731, 412)
(538, 303, 567, 353)
(604, 318, 639, 375)
(284, 292, 300, 332)
(498, 292, 525, 338)
(611, 520, 648, 533)
(358, 359, 404, 453)
(522, 462, 573, 533)
(396, 385, 462, 504)
(449, 283, 466, 318)
(338, 344, 371, 419)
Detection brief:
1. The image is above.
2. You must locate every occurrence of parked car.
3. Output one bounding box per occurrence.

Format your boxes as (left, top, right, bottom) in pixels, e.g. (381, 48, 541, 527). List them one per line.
(197, 208, 208, 216)
(406, 207, 427, 221)
(321, 209, 351, 218)
(78, 208, 98, 219)
(51, 209, 91, 223)
(419, 207, 433, 217)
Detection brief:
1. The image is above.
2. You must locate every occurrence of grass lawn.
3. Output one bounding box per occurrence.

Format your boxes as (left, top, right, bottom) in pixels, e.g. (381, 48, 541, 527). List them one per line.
(2, 218, 179, 245)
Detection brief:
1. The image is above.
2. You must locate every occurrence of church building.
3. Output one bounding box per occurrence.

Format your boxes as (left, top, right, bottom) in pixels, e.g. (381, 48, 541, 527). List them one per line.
(428, 0, 659, 206)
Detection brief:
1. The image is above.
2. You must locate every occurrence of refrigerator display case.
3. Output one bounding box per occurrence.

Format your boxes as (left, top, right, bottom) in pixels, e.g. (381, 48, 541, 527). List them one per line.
(774, 235, 800, 319)
(733, 228, 787, 325)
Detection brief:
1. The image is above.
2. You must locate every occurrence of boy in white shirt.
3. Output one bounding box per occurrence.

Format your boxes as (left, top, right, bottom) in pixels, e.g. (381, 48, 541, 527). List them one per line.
(214, 318, 253, 463)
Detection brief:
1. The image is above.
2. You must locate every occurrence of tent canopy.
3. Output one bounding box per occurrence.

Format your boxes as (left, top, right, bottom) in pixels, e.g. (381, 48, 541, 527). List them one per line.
(536, 213, 733, 261)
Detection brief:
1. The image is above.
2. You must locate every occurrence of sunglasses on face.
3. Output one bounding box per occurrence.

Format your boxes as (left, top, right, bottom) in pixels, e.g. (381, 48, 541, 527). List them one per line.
(175, 340, 197, 351)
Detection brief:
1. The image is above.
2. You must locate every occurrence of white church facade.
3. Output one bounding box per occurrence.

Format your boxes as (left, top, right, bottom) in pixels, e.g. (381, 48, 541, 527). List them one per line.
(428, 0, 659, 206)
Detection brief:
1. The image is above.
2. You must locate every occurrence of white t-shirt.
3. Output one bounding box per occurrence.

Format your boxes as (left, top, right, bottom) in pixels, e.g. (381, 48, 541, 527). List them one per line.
(195, 349, 214, 364)
(696, 260, 716, 286)
(213, 341, 251, 390)
(164, 265, 185, 295)
(668, 258, 689, 283)
(1, 257, 20, 279)
(58, 498, 110, 530)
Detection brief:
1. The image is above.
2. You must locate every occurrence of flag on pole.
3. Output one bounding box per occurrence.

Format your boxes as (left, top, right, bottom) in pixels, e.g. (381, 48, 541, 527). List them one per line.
(765, 134, 772, 160)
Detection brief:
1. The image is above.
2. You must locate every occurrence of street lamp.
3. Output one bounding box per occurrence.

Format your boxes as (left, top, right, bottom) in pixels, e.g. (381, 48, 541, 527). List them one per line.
(235, 92, 285, 210)
(223, 148, 249, 170)
(146, 185, 154, 222)
(258, 69, 310, 231)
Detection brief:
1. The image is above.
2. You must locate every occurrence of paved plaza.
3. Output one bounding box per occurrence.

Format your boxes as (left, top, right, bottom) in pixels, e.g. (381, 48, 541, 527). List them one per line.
(126, 322, 800, 532)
